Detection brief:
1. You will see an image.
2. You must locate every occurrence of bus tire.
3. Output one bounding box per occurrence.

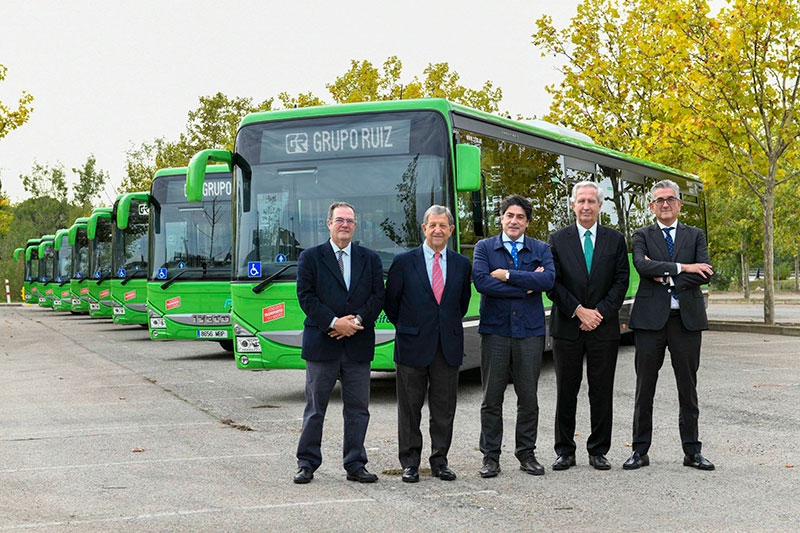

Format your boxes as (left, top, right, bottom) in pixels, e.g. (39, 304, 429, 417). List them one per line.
(219, 340, 234, 352)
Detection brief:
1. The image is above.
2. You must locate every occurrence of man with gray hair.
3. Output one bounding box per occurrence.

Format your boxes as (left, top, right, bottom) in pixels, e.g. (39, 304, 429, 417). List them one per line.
(385, 205, 472, 483)
(547, 181, 629, 471)
(623, 180, 715, 471)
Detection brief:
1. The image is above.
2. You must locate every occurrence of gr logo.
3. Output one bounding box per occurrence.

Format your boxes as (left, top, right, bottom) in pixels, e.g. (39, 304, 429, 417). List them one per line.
(285, 133, 308, 154)
(138, 204, 150, 216)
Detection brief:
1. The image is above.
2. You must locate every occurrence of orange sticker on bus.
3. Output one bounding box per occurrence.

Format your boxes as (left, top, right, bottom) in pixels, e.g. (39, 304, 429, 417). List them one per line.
(262, 303, 285, 323)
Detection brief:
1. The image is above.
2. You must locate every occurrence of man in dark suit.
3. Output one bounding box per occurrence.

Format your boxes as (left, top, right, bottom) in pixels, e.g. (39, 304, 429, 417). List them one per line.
(547, 181, 629, 471)
(293, 202, 385, 484)
(623, 180, 715, 471)
(384, 205, 472, 483)
(473, 194, 555, 478)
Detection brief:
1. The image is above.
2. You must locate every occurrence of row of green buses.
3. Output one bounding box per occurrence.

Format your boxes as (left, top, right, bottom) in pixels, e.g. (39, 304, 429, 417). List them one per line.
(14, 99, 707, 373)
(14, 166, 235, 351)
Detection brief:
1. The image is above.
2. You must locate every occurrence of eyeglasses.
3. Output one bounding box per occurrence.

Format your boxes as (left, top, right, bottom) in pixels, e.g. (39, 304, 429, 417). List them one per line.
(651, 196, 679, 206)
(332, 217, 356, 226)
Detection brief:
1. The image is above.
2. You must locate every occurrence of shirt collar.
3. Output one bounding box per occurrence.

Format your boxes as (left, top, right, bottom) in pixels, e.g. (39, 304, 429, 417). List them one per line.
(329, 240, 352, 255)
(422, 242, 445, 259)
(657, 221, 678, 231)
(501, 232, 524, 245)
(576, 221, 598, 237)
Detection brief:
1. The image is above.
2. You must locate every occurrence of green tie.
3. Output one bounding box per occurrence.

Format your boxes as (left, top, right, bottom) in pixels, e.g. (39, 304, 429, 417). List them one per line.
(583, 230, 593, 273)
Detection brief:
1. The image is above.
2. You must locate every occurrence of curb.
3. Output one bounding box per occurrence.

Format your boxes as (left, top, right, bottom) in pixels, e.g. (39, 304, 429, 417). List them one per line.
(708, 321, 800, 337)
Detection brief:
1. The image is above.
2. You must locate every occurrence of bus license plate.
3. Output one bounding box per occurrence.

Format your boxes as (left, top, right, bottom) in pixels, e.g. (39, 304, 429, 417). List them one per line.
(197, 330, 228, 339)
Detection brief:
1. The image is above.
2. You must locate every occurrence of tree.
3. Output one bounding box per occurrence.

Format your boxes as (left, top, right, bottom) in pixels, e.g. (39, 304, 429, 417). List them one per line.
(658, 0, 800, 324)
(72, 154, 109, 208)
(327, 56, 503, 112)
(0, 63, 34, 140)
(534, 0, 800, 324)
(21, 161, 69, 202)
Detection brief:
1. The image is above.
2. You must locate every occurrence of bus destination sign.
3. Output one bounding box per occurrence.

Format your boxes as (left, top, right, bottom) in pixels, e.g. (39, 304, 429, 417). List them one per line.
(260, 119, 411, 162)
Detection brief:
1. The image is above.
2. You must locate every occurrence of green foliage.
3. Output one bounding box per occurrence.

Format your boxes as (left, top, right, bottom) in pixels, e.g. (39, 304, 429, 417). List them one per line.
(0, 63, 34, 140)
(21, 162, 69, 202)
(72, 154, 108, 208)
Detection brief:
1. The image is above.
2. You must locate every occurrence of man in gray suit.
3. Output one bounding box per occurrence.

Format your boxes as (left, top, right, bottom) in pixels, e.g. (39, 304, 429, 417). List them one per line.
(623, 180, 715, 471)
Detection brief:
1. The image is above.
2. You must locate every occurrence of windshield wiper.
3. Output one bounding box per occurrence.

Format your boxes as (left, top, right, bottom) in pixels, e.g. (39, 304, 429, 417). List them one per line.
(252, 264, 297, 294)
(95, 272, 113, 285)
(160, 270, 192, 290)
(121, 269, 147, 286)
(58, 278, 71, 287)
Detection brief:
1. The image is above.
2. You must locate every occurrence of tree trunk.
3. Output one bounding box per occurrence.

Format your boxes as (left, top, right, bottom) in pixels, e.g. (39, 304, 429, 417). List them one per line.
(741, 250, 750, 299)
(762, 177, 776, 325)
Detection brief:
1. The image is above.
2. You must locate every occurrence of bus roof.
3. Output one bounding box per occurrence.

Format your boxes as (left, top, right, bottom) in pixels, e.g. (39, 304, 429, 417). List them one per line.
(87, 207, 114, 240)
(154, 164, 229, 179)
(237, 98, 699, 185)
(114, 191, 150, 229)
(54, 228, 71, 251)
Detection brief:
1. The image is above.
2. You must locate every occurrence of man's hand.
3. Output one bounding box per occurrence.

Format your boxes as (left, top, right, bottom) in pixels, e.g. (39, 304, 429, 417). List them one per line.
(576, 306, 603, 331)
(328, 314, 364, 339)
(682, 262, 714, 278)
(490, 268, 509, 282)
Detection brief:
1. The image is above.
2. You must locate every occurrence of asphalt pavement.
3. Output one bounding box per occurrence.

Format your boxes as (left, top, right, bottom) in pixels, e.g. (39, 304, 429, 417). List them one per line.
(1, 300, 799, 532)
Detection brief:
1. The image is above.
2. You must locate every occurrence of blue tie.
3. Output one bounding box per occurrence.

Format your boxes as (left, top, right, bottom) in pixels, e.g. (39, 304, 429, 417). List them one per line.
(663, 227, 674, 259)
(509, 241, 519, 269)
(663, 227, 678, 300)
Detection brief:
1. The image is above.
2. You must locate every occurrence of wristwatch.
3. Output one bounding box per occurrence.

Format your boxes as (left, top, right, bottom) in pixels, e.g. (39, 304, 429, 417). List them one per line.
(505, 271, 510, 281)
(353, 315, 362, 326)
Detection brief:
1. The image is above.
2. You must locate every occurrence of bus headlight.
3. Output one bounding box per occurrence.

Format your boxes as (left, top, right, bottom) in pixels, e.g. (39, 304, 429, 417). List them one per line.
(150, 317, 166, 328)
(236, 336, 261, 353)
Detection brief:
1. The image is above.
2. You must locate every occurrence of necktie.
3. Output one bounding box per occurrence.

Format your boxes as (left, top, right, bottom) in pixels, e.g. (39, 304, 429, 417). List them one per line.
(663, 227, 674, 258)
(509, 241, 519, 269)
(583, 230, 593, 273)
(337, 249, 345, 276)
(662, 228, 678, 300)
(432, 252, 444, 304)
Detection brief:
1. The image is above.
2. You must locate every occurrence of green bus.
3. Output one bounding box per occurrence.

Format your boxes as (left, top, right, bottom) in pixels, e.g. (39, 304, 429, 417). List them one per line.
(111, 192, 150, 325)
(147, 166, 234, 350)
(86, 207, 114, 318)
(186, 99, 706, 371)
(12, 246, 29, 302)
(23, 238, 42, 305)
(52, 228, 75, 311)
(37, 235, 57, 308)
(68, 217, 91, 313)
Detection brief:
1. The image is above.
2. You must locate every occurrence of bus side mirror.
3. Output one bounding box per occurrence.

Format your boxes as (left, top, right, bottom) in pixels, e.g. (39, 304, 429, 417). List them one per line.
(455, 144, 481, 192)
(187, 150, 233, 202)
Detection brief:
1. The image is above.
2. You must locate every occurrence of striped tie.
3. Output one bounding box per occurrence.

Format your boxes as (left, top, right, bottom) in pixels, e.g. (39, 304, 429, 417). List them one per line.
(663, 227, 674, 258)
(432, 252, 444, 304)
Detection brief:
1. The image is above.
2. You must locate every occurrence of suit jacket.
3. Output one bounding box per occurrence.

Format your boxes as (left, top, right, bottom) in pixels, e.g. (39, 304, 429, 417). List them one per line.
(629, 222, 710, 332)
(384, 246, 472, 367)
(473, 234, 555, 338)
(296, 241, 385, 362)
(547, 224, 630, 341)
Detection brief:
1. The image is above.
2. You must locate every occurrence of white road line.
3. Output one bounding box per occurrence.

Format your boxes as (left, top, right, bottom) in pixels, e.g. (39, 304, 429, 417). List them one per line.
(0, 499, 376, 531)
(422, 490, 499, 499)
(1, 453, 281, 473)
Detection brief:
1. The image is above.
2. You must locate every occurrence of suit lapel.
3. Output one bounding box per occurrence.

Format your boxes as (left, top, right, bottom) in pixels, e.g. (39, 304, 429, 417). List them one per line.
(348, 243, 365, 294)
(564, 225, 590, 277)
(672, 221, 687, 258)
(321, 243, 347, 290)
(412, 247, 437, 303)
(649, 223, 671, 259)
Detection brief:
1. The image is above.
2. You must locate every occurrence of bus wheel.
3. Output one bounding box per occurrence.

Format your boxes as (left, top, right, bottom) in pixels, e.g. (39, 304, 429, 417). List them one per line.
(219, 340, 234, 352)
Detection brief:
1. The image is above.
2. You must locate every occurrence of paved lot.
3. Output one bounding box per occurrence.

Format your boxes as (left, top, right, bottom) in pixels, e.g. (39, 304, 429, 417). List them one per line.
(1, 304, 799, 532)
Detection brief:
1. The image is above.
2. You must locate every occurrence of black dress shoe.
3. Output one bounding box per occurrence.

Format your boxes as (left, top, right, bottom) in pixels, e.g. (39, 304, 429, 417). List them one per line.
(552, 454, 576, 471)
(401, 466, 419, 483)
(431, 465, 457, 481)
(683, 453, 715, 471)
(479, 457, 501, 478)
(519, 456, 545, 476)
(589, 454, 611, 470)
(622, 452, 650, 470)
(293, 466, 313, 484)
(346, 467, 378, 483)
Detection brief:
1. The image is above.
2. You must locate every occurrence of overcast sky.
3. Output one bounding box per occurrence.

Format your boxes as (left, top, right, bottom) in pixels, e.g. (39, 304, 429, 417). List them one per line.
(0, 0, 580, 204)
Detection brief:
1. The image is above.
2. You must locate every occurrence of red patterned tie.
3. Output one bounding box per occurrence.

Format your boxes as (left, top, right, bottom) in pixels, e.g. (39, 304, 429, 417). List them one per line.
(432, 252, 444, 304)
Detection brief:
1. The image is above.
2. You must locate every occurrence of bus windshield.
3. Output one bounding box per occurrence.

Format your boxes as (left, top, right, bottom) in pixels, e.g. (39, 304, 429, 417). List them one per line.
(40, 242, 56, 282)
(73, 229, 90, 279)
(90, 218, 113, 280)
(233, 110, 450, 280)
(57, 235, 73, 281)
(150, 173, 233, 281)
(114, 200, 149, 276)
(28, 249, 40, 281)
